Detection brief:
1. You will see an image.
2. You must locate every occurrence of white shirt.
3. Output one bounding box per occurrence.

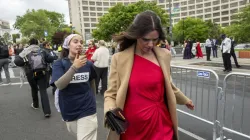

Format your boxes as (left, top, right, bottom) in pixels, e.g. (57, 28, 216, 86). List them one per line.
(91, 46, 110, 68)
(220, 37, 231, 54)
(205, 39, 212, 47)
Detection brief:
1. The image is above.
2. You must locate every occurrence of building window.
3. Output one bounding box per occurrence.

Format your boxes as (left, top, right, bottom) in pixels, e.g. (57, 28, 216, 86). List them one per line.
(230, 2, 238, 8)
(221, 4, 229, 9)
(110, 2, 116, 6)
(189, 11, 195, 15)
(205, 8, 211, 12)
(84, 18, 89, 21)
(204, 2, 211, 7)
(89, 1, 95, 5)
(197, 15, 203, 19)
(197, 9, 203, 14)
(85, 29, 90, 33)
(230, 9, 238, 14)
(181, 1, 187, 5)
(96, 2, 102, 6)
(90, 7, 95, 11)
(196, 0, 203, 3)
(91, 18, 96, 22)
(181, 7, 187, 11)
(181, 12, 187, 16)
(222, 17, 229, 21)
(213, 12, 220, 17)
(97, 13, 103, 16)
(124, 2, 129, 6)
(90, 12, 96, 16)
(82, 1, 88, 5)
(213, 18, 220, 22)
(91, 23, 97, 27)
(103, 2, 109, 6)
(159, 0, 165, 3)
(189, 5, 195, 10)
(84, 23, 90, 27)
(104, 8, 109, 11)
(196, 4, 203, 9)
(222, 11, 229, 15)
(174, 13, 180, 17)
(240, 0, 247, 5)
(82, 6, 88, 10)
(97, 7, 102, 11)
(213, 6, 220, 11)
(173, 3, 180, 7)
(188, 0, 195, 4)
(205, 14, 211, 18)
(83, 12, 89, 16)
(213, 0, 220, 5)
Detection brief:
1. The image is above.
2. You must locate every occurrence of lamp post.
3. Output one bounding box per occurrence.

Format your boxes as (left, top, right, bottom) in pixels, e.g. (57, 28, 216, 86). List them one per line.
(169, 0, 172, 46)
(69, 22, 73, 34)
(183, 18, 185, 43)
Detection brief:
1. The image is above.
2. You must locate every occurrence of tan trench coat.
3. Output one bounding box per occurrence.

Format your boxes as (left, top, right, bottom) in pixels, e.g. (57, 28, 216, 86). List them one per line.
(104, 45, 190, 140)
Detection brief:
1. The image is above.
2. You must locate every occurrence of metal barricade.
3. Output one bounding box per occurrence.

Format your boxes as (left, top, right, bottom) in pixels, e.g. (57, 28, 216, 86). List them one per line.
(171, 65, 222, 140)
(220, 72, 250, 140)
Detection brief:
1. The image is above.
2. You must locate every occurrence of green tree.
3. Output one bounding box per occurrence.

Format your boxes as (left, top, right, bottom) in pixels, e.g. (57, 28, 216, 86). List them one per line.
(13, 9, 64, 41)
(173, 17, 209, 43)
(20, 37, 29, 45)
(205, 20, 222, 39)
(51, 27, 81, 45)
(3, 32, 11, 42)
(223, 5, 250, 43)
(92, 1, 169, 41)
(12, 34, 20, 43)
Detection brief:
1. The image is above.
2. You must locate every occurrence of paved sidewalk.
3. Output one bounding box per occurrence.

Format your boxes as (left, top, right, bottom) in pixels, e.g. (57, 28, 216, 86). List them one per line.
(171, 55, 250, 75)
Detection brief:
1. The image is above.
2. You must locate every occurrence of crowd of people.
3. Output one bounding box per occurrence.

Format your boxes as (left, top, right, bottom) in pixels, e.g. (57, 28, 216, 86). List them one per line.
(182, 36, 241, 72)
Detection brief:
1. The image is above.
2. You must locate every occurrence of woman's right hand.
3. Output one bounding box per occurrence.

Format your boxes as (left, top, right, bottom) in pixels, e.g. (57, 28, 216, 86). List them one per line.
(73, 54, 87, 69)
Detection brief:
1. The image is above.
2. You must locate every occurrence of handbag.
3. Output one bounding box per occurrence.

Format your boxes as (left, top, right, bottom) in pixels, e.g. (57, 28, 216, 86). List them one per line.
(106, 108, 129, 135)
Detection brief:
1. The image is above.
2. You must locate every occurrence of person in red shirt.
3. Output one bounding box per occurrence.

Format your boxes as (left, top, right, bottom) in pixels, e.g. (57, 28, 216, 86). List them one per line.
(85, 41, 97, 62)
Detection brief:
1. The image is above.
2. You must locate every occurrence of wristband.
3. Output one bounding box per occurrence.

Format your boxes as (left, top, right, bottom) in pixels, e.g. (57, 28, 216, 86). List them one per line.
(71, 65, 78, 72)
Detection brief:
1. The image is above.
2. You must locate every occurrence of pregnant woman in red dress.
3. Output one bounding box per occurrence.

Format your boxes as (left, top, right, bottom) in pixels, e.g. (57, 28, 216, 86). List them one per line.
(121, 54, 173, 140)
(104, 11, 194, 140)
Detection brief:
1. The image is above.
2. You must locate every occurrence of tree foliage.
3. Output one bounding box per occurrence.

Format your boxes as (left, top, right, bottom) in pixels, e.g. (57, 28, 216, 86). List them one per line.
(12, 34, 20, 43)
(51, 27, 80, 45)
(223, 5, 250, 43)
(3, 32, 11, 42)
(173, 18, 209, 43)
(13, 9, 64, 40)
(92, 1, 169, 41)
(205, 20, 223, 39)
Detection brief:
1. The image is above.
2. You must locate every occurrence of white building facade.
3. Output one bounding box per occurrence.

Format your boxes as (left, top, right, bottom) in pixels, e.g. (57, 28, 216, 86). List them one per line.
(0, 19, 11, 37)
(68, 0, 249, 40)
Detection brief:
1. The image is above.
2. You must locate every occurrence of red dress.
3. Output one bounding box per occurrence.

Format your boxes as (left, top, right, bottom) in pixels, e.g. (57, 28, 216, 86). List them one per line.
(196, 42, 203, 58)
(85, 46, 97, 61)
(121, 55, 173, 140)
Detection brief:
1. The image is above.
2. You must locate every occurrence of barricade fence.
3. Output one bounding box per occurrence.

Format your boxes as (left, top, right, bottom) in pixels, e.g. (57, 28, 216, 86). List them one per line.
(171, 65, 220, 140)
(170, 66, 250, 140)
(220, 72, 250, 140)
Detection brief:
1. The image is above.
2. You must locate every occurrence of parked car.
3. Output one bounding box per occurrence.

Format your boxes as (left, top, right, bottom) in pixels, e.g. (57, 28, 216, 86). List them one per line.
(235, 44, 250, 49)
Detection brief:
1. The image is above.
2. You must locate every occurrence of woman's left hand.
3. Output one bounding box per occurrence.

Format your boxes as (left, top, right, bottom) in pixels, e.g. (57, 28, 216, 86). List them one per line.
(186, 100, 194, 110)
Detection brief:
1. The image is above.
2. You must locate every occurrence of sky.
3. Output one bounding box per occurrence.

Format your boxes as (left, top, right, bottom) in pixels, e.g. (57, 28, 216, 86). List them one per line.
(0, 0, 70, 31)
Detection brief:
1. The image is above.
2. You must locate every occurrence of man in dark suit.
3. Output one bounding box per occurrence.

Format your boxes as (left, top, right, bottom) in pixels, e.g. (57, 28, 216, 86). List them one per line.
(230, 37, 241, 68)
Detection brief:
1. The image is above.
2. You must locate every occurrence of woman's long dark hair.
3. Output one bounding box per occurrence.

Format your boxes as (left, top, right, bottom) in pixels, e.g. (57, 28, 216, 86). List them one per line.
(113, 10, 166, 51)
